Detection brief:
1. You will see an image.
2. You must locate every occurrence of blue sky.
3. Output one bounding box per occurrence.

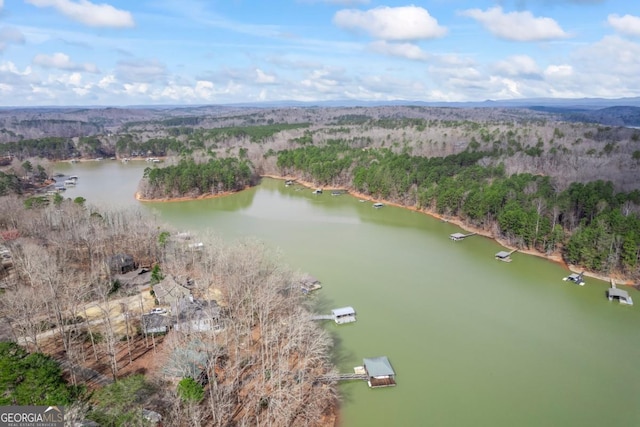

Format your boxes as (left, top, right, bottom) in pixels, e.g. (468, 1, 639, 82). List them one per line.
(0, 0, 639, 106)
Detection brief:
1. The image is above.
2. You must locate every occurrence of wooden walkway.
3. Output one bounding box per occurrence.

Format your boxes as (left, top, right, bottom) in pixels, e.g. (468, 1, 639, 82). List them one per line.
(317, 373, 368, 382)
(310, 314, 334, 321)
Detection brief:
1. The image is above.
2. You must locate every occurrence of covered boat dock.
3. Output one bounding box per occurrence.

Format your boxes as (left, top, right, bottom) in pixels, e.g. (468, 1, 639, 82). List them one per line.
(607, 287, 634, 305)
(495, 250, 516, 262)
(450, 232, 476, 241)
(363, 356, 396, 388)
(331, 306, 357, 324)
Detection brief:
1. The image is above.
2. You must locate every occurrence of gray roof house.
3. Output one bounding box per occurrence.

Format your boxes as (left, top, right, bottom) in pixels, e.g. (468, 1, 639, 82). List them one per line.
(107, 253, 137, 275)
(141, 313, 172, 334)
(174, 298, 222, 333)
(153, 276, 192, 312)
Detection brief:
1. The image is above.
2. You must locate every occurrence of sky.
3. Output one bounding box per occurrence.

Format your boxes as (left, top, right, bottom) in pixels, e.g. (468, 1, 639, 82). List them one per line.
(0, 0, 639, 106)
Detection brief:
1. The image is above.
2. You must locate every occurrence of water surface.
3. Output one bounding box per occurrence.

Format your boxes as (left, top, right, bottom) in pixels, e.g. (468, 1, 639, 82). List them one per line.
(55, 161, 640, 426)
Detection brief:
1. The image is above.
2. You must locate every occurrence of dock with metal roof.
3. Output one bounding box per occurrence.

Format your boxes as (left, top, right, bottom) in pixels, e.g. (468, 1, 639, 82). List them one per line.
(495, 249, 517, 262)
(607, 280, 634, 305)
(311, 306, 357, 324)
(450, 232, 477, 241)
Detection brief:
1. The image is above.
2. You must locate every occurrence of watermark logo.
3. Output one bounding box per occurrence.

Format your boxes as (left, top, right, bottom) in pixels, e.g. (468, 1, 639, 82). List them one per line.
(0, 406, 64, 427)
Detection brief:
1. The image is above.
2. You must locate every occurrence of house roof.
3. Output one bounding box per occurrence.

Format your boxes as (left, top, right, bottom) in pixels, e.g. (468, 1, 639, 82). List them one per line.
(608, 288, 630, 299)
(141, 313, 172, 330)
(495, 251, 510, 258)
(108, 253, 135, 268)
(331, 306, 355, 317)
(176, 299, 221, 322)
(363, 356, 395, 377)
(450, 233, 466, 239)
(154, 276, 191, 305)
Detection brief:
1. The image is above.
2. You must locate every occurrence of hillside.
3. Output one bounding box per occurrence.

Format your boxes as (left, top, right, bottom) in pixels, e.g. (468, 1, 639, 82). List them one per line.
(1, 104, 638, 191)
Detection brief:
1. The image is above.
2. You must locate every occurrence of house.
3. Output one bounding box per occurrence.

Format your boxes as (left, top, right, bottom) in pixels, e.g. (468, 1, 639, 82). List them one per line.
(363, 356, 396, 388)
(153, 276, 192, 312)
(141, 313, 172, 334)
(107, 253, 137, 275)
(174, 298, 222, 333)
(331, 306, 356, 324)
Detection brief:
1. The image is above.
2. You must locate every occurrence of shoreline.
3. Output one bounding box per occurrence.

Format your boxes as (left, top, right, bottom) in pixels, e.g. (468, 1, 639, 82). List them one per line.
(132, 172, 634, 286)
(263, 175, 635, 286)
(134, 187, 249, 203)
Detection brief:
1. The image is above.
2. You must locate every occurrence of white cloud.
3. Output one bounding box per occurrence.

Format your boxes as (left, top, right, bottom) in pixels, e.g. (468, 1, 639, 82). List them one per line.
(460, 6, 569, 41)
(0, 61, 32, 76)
(608, 14, 640, 38)
(333, 6, 447, 41)
(255, 68, 277, 84)
(25, 0, 135, 28)
(544, 64, 573, 78)
(369, 41, 429, 61)
(98, 74, 116, 89)
(0, 0, 4, 10)
(194, 80, 214, 98)
(493, 55, 540, 78)
(123, 82, 149, 95)
(575, 35, 640, 79)
(33, 52, 99, 73)
(0, 27, 26, 51)
(116, 59, 166, 83)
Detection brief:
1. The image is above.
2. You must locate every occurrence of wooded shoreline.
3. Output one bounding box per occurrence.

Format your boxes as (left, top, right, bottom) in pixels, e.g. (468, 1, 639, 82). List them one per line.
(143, 172, 633, 287)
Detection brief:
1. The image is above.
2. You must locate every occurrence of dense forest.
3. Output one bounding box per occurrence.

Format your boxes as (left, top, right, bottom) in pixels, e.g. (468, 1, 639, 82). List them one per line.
(276, 143, 640, 277)
(138, 157, 256, 200)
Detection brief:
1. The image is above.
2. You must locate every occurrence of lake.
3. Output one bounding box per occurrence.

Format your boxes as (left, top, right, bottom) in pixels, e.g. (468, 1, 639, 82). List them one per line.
(55, 160, 640, 426)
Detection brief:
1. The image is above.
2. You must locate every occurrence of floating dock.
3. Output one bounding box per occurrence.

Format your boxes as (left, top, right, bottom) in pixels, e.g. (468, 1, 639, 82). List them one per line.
(317, 356, 396, 388)
(563, 272, 585, 286)
(450, 232, 476, 241)
(607, 279, 633, 305)
(300, 274, 322, 294)
(495, 249, 517, 262)
(311, 306, 356, 324)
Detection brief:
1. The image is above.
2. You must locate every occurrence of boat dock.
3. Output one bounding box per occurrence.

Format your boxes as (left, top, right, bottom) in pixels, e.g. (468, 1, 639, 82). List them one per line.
(607, 279, 634, 305)
(450, 232, 476, 241)
(316, 356, 396, 388)
(311, 306, 357, 324)
(495, 249, 517, 262)
(563, 271, 585, 286)
(300, 274, 322, 294)
(317, 373, 368, 382)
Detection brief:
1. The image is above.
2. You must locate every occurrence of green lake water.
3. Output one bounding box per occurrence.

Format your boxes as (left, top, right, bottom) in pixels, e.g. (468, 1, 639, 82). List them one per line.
(55, 161, 640, 426)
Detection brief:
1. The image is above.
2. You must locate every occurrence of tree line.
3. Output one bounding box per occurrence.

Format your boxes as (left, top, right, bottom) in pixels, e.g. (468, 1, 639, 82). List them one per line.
(138, 157, 256, 200)
(275, 142, 640, 278)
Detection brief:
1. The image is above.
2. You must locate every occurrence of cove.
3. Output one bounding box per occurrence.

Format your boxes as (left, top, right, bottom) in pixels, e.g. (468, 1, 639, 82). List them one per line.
(55, 161, 640, 426)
